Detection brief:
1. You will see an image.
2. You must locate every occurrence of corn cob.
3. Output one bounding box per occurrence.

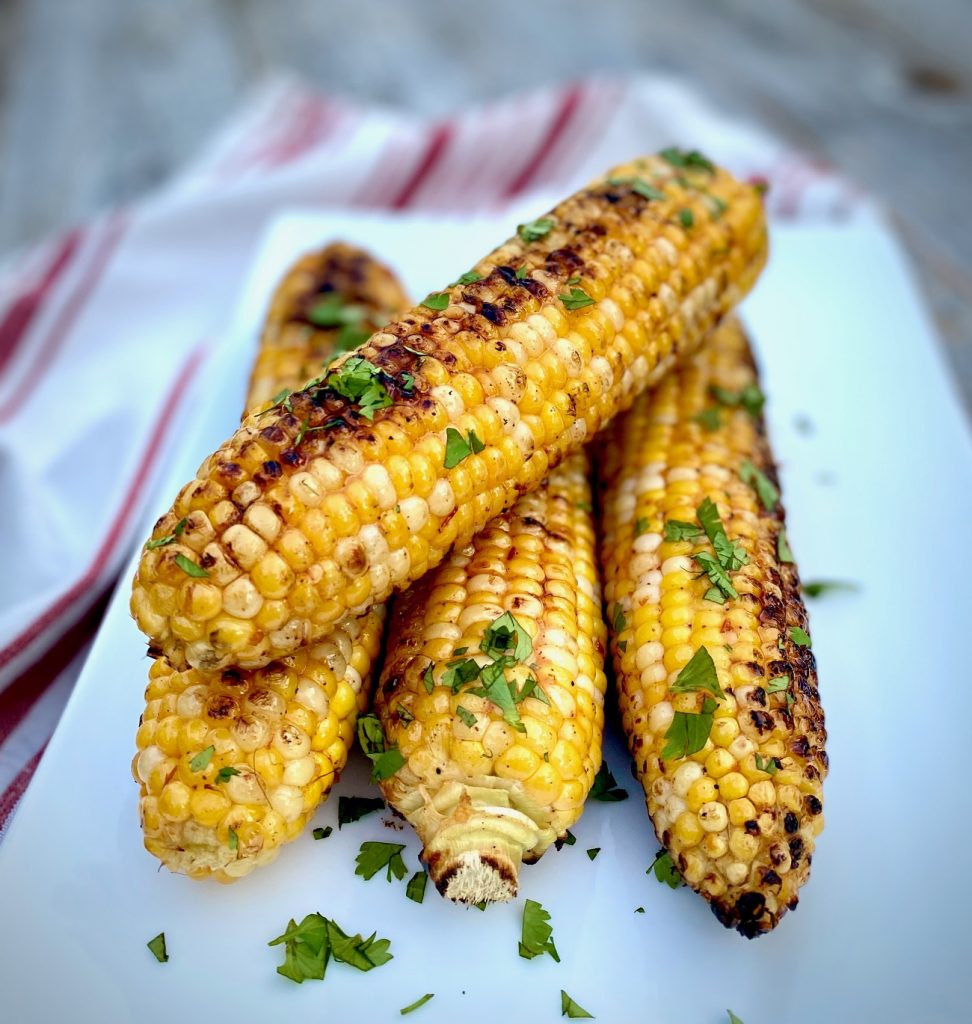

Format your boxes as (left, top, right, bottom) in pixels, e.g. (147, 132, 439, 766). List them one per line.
(246, 242, 409, 409)
(132, 151, 768, 672)
(597, 316, 826, 937)
(373, 451, 606, 903)
(132, 244, 406, 881)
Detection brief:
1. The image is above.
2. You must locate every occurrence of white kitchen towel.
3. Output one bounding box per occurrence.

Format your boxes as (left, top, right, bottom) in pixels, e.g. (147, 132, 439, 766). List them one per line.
(0, 72, 863, 835)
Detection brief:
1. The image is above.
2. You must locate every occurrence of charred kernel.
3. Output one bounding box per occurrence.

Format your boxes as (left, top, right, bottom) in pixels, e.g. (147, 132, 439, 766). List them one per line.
(784, 811, 800, 834)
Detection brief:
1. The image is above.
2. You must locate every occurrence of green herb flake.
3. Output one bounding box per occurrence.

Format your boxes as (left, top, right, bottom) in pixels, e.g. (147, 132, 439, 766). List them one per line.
(710, 383, 765, 418)
(586, 847, 601, 861)
(307, 295, 364, 328)
(755, 754, 780, 776)
(678, 208, 695, 228)
(559, 287, 595, 311)
(697, 496, 748, 571)
(766, 675, 790, 695)
(789, 626, 812, 648)
(561, 990, 594, 1019)
(515, 264, 529, 280)
(607, 176, 666, 201)
(590, 761, 628, 802)
(705, 193, 729, 218)
(778, 528, 794, 563)
(648, 849, 684, 888)
(517, 217, 556, 242)
(338, 795, 385, 828)
(189, 745, 215, 772)
(694, 551, 738, 601)
(228, 827, 239, 851)
(423, 663, 436, 694)
(566, 275, 581, 285)
(395, 703, 414, 724)
(355, 841, 408, 883)
(519, 899, 560, 963)
(704, 586, 727, 605)
(147, 932, 168, 963)
(664, 519, 704, 543)
(175, 553, 209, 578)
(456, 705, 477, 728)
(634, 906, 645, 913)
(661, 696, 717, 760)
(804, 580, 859, 598)
(728, 1011, 745, 1024)
(618, 640, 628, 653)
(324, 355, 393, 421)
(457, 271, 482, 285)
(612, 603, 626, 634)
(400, 994, 435, 1016)
(660, 147, 715, 173)
(269, 914, 392, 984)
(421, 292, 450, 312)
(215, 766, 240, 784)
(635, 517, 650, 536)
(312, 826, 333, 840)
(739, 459, 780, 512)
(146, 517, 187, 550)
(472, 660, 525, 733)
(670, 645, 724, 700)
(356, 713, 406, 781)
(555, 829, 577, 850)
(695, 406, 721, 432)
(443, 426, 484, 468)
(481, 611, 532, 662)
(405, 870, 428, 904)
(440, 658, 482, 692)
(576, 500, 593, 512)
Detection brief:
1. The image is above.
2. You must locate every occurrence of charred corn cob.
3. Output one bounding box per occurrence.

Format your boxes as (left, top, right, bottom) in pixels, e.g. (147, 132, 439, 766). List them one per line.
(132, 151, 767, 672)
(132, 244, 407, 881)
(373, 452, 607, 903)
(597, 316, 826, 937)
(246, 242, 409, 409)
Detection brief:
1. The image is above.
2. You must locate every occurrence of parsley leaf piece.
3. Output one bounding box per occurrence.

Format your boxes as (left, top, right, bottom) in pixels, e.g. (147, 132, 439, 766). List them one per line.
(406, 870, 428, 904)
(401, 994, 435, 1016)
(766, 675, 790, 694)
(473, 660, 525, 732)
(664, 519, 703, 543)
(670, 645, 724, 700)
(727, 1013, 745, 1024)
(561, 990, 594, 1019)
(421, 292, 450, 311)
(635, 906, 645, 914)
(661, 697, 717, 760)
(635, 517, 649, 536)
(695, 406, 721, 431)
(705, 193, 729, 218)
(586, 847, 601, 861)
(175, 553, 209, 578)
(590, 761, 628, 802)
(268, 914, 329, 984)
(755, 754, 779, 776)
(631, 177, 666, 201)
(660, 147, 715, 173)
(704, 586, 727, 605)
(456, 705, 477, 728)
(147, 932, 168, 963)
(338, 795, 385, 828)
(648, 850, 684, 888)
(678, 208, 695, 228)
(611, 602, 626, 634)
(454, 646, 468, 656)
(395, 703, 414, 724)
(697, 496, 748, 571)
(307, 295, 364, 328)
(559, 287, 595, 310)
(215, 765, 240, 783)
(789, 626, 812, 648)
(618, 640, 628, 653)
(710, 383, 765, 418)
(334, 322, 371, 353)
(576, 500, 593, 512)
(694, 551, 738, 600)
(778, 528, 794, 563)
(146, 517, 187, 550)
(804, 579, 859, 598)
(515, 264, 529, 280)
(440, 658, 482, 692)
(443, 426, 484, 468)
(481, 611, 532, 661)
(356, 713, 405, 781)
(324, 355, 393, 421)
(312, 826, 333, 840)
(423, 663, 435, 694)
(457, 271, 482, 285)
(739, 459, 780, 511)
(517, 217, 556, 242)
(519, 899, 560, 962)
(325, 919, 393, 971)
(189, 745, 215, 772)
(555, 829, 577, 850)
(355, 841, 408, 883)
(228, 827, 239, 850)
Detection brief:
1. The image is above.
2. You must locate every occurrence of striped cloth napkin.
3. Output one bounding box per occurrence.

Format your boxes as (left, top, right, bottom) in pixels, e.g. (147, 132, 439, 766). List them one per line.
(0, 73, 862, 837)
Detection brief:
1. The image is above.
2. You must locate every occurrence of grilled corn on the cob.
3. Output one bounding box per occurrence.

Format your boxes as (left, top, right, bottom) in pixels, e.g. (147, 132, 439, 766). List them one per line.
(597, 316, 826, 936)
(133, 244, 406, 881)
(132, 151, 768, 671)
(374, 452, 606, 903)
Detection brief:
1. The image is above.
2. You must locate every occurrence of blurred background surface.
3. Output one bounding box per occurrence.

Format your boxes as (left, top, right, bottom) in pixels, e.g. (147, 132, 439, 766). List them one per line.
(1, 0, 969, 408)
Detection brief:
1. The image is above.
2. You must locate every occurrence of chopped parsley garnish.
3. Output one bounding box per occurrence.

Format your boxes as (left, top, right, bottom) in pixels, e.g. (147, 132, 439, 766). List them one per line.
(561, 990, 594, 1019)
(777, 528, 794, 563)
(146, 517, 187, 550)
(704, 193, 729, 218)
(338, 795, 385, 828)
(406, 871, 428, 904)
(611, 603, 626, 634)
(804, 580, 859, 598)
(307, 295, 364, 328)
(395, 703, 413, 724)
(421, 292, 450, 311)
(635, 906, 645, 914)
(482, 611, 532, 661)
(664, 520, 703, 543)
(766, 675, 790, 694)
(454, 646, 468, 656)
(607, 176, 665, 201)
(423, 663, 435, 693)
(694, 551, 738, 601)
(400, 372, 415, 393)
(356, 841, 408, 883)
(472, 660, 526, 733)
(566, 275, 581, 285)
(710, 383, 765, 418)
(515, 264, 529, 280)
(440, 658, 482, 692)
(324, 355, 393, 421)
(189, 745, 215, 772)
(697, 496, 748, 570)
(517, 217, 556, 242)
(789, 626, 812, 648)
(255, 387, 293, 416)
(755, 754, 779, 776)
(443, 426, 485, 468)
(175, 553, 209, 578)
(269, 914, 392, 984)
(559, 287, 594, 311)
(635, 517, 649, 536)
(586, 848, 601, 861)
(648, 849, 684, 888)
(228, 827, 239, 851)
(576, 500, 593, 512)
(661, 696, 718, 760)
(356, 713, 406, 781)
(727, 1012, 745, 1024)
(519, 899, 560, 962)
(312, 826, 333, 840)
(215, 766, 240, 783)
(678, 208, 694, 228)
(555, 829, 577, 850)
(660, 147, 715, 173)
(695, 406, 721, 431)
(456, 271, 482, 285)
(147, 932, 168, 963)
(456, 706, 477, 728)
(590, 761, 628, 802)
(740, 459, 780, 511)
(670, 646, 724, 700)
(334, 323, 371, 353)
(400, 994, 435, 1016)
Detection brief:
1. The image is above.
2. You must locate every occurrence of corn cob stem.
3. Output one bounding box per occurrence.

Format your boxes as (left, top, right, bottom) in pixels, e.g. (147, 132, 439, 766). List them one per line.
(132, 152, 768, 672)
(597, 316, 826, 936)
(374, 452, 607, 903)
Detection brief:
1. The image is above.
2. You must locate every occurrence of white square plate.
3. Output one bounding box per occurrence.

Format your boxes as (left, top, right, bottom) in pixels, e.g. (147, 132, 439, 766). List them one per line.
(1, 208, 970, 1024)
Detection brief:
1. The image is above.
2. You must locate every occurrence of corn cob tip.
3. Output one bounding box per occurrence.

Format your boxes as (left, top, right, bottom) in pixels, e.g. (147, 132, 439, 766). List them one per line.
(430, 850, 518, 905)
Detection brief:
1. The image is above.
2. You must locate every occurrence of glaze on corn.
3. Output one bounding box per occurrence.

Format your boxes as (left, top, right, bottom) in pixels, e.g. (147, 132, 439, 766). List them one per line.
(132, 151, 768, 671)
(132, 244, 405, 881)
(374, 452, 607, 903)
(598, 316, 826, 936)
